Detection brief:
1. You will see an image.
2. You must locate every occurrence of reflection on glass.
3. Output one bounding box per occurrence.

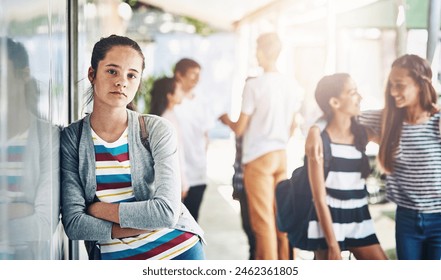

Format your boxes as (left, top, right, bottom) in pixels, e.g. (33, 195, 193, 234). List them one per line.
(0, 37, 60, 260)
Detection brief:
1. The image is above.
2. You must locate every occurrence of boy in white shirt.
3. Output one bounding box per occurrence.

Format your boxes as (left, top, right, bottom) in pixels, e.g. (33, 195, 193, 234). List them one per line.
(220, 32, 301, 259)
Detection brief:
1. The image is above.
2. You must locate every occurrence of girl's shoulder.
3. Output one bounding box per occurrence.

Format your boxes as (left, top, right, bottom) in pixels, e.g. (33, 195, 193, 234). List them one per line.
(426, 111, 441, 127)
(61, 116, 87, 139)
(132, 111, 174, 135)
(138, 112, 171, 126)
(433, 111, 441, 119)
(129, 109, 163, 123)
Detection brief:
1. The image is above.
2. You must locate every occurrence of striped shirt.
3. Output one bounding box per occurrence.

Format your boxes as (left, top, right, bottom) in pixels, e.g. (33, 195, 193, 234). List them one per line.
(389, 113, 441, 212)
(359, 110, 441, 213)
(92, 128, 199, 259)
(93, 128, 134, 203)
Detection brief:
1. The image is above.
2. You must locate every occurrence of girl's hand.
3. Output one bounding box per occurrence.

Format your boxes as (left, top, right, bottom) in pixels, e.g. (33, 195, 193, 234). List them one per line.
(181, 189, 188, 201)
(219, 114, 230, 126)
(87, 201, 120, 223)
(327, 245, 343, 260)
(111, 223, 150, 239)
(431, 103, 440, 114)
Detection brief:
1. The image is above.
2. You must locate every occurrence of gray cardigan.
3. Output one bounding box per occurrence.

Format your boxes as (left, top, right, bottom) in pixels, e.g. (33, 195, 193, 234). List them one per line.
(60, 109, 204, 242)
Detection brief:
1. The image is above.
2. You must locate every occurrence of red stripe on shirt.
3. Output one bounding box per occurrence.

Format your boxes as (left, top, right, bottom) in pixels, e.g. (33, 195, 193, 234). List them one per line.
(96, 181, 132, 191)
(95, 152, 129, 162)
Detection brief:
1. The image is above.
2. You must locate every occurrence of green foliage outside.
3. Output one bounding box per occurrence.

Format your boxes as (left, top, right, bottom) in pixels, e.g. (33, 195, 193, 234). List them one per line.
(182, 16, 217, 36)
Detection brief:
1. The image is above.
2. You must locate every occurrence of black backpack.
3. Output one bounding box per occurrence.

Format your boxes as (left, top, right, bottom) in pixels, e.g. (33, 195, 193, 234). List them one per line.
(275, 131, 332, 247)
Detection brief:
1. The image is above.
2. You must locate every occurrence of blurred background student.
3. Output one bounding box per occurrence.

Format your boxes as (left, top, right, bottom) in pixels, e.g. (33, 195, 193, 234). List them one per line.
(173, 58, 212, 221)
(149, 76, 189, 199)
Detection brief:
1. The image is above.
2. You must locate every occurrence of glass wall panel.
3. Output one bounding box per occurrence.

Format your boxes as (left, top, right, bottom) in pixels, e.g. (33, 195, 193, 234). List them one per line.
(0, 0, 67, 259)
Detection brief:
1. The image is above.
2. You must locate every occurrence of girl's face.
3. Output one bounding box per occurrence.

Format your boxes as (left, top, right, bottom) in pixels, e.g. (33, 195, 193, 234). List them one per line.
(335, 78, 362, 116)
(89, 46, 143, 110)
(388, 66, 420, 109)
(167, 81, 185, 106)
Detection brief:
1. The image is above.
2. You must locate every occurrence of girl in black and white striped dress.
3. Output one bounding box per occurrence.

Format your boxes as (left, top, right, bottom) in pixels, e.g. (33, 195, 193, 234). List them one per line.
(307, 73, 387, 260)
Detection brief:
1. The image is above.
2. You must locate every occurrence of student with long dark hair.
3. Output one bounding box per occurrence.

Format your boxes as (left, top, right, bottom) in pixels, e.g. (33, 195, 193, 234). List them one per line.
(377, 55, 441, 260)
(306, 73, 387, 260)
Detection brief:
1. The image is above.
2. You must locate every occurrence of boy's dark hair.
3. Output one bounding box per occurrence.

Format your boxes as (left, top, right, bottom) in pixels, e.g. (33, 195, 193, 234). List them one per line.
(173, 58, 200, 76)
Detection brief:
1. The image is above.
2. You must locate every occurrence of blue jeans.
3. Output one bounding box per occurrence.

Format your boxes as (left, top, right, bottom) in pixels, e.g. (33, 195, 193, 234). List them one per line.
(395, 206, 441, 260)
(172, 241, 205, 260)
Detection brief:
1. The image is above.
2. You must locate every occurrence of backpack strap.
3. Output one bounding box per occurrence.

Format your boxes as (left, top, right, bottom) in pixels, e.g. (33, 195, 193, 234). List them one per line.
(321, 130, 332, 178)
(138, 115, 151, 153)
(77, 119, 83, 154)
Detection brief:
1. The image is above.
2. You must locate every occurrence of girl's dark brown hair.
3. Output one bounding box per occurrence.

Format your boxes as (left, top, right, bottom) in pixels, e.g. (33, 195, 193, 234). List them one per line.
(149, 77, 176, 116)
(90, 34, 145, 73)
(378, 54, 437, 173)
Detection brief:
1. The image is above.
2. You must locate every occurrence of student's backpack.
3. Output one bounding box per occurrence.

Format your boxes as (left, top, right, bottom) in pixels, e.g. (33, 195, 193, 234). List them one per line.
(275, 131, 332, 248)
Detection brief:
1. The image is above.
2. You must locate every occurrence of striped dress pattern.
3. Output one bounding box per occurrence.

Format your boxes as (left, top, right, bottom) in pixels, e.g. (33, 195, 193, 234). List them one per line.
(91, 129, 199, 260)
(305, 142, 380, 251)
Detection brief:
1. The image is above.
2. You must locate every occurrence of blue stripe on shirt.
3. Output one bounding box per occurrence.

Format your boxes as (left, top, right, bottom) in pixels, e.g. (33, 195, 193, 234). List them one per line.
(96, 174, 131, 184)
(94, 144, 129, 156)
